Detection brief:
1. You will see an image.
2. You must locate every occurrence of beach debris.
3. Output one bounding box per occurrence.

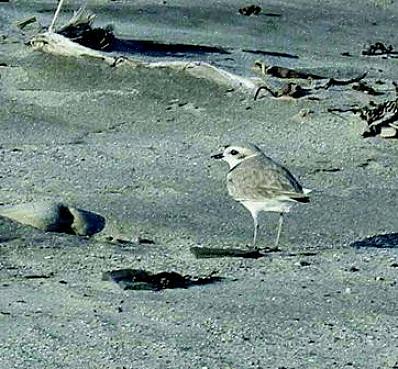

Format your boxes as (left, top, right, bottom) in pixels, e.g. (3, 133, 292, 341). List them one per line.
(190, 246, 279, 259)
(351, 233, 398, 248)
(104, 235, 135, 246)
(30, 32, 263, 90)
(309, 166, 342, 174)
(243, 48, 298, 59)
(254, 71, 374, 101)
(362, 42, 398, 57)
(254, 82, 312, 100)
(360, 98, 398, 137)
(239, 5, 262, 16)
(352, 81, 384, 96)
(135, 236, 155, 244)
(29, 6, 261, 91)
(327, 106, 361, 114)
(314, 72, 367, 90)
(14, 16, 38, 30)
(56, 7, 115, 51)
(0, 201, 105, 236)
(328, 95, 398, 138)
(102, 269, 223, 290)
(103, 235, 155, 246)
(22, 273, 54, 279)
(30, 31, 120, 65)
(29, 4, 262, 92)
(253, 61, 325, 79)
(253, 61, 369, 93)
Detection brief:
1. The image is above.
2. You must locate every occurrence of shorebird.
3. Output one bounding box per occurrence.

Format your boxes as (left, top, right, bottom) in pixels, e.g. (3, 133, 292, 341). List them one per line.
(211, 144, 310, 248)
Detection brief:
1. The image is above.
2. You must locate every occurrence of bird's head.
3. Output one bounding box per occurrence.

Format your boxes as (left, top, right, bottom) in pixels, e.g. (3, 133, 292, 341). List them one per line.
(211, 144, 263, 169)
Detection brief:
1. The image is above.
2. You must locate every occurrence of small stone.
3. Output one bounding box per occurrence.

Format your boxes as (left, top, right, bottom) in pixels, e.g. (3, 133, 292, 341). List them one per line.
(0, 201, 105, 236)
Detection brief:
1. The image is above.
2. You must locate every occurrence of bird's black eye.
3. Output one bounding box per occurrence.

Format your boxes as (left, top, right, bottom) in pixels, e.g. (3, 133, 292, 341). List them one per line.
(230, 150, 239, 156)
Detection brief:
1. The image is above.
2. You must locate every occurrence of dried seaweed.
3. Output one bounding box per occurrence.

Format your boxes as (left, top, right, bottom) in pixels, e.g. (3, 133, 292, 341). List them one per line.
(190, 246, 279, 258)
(329, 96, 398, 138)
(360, 98, 398, 137)
(254, 73, 368, 101)
(56, 8, 115, 51)
(315, 73, 367, 90)
(362, 42, 398, 57)
(254, 82, 312, 100)
(327, 107, 361, 114)
(102, 269, 223, 290)
(352, 81, 384, 96)
(239, 5, 262, 16)
(253, 61, 324, 79)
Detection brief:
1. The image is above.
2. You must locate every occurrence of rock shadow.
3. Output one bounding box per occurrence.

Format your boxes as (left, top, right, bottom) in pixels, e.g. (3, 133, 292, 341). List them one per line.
(351, 233, 398, 248)
(110, 37, 230, 58)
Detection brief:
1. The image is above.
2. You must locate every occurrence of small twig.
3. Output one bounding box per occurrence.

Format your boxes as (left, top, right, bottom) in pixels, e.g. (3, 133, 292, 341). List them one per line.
(49, 0, 66, 33)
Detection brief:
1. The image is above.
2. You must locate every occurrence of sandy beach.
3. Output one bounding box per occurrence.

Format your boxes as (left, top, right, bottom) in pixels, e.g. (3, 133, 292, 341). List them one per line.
(1, 1, 398, 368)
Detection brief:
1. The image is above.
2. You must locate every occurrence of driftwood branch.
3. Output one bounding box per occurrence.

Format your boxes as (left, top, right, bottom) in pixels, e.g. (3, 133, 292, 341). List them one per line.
(30, 32, 263, 92)
(49, 0, 66, 33)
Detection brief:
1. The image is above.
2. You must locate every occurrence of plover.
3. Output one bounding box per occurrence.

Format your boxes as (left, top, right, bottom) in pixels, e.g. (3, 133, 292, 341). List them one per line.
(211, 144, 310, 248)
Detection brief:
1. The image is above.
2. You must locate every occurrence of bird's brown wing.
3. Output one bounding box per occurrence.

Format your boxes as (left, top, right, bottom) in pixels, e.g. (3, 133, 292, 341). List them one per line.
(227, 157, 307, 202)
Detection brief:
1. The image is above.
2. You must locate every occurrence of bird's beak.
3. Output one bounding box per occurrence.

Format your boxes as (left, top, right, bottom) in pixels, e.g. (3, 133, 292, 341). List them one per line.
(211, 153, 224, 159)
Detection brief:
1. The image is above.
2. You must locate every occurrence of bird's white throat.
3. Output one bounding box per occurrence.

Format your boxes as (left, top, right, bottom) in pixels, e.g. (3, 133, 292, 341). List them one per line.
(224, 153, 260, 170)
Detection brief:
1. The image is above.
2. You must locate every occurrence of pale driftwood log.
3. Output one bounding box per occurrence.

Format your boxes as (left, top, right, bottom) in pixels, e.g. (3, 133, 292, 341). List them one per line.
(30, 32, 121, 65)
(30, 32, 263, 92)
(146, 60, 263, 90)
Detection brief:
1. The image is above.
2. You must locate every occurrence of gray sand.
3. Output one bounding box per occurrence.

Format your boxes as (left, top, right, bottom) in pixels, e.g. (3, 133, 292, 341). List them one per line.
(1, 1, 398, 368)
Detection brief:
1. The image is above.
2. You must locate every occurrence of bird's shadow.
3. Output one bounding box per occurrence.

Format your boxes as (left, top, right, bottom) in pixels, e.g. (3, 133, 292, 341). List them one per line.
(350, 233, 398, 249)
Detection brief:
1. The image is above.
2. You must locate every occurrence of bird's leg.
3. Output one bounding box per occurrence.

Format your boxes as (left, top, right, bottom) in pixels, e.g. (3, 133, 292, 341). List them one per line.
(252, 215, 259, 249)
(275, 213, 284, 248)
